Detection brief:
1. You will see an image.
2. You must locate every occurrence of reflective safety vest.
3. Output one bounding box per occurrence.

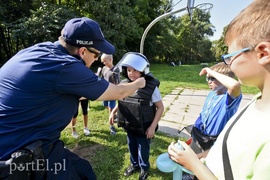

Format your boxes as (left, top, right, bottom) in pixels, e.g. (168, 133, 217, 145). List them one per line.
(117, 74, 160, 135)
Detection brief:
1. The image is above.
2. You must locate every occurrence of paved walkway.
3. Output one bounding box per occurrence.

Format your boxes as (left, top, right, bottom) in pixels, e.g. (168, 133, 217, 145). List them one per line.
(157, 88, 254, 139)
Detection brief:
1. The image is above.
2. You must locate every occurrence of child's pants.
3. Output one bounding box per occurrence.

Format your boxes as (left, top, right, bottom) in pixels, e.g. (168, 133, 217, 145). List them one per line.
(127, 132, 151, 170)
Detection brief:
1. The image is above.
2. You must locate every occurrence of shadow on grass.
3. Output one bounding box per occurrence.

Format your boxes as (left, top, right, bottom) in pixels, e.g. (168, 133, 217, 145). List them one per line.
(61, 128, 179, 180)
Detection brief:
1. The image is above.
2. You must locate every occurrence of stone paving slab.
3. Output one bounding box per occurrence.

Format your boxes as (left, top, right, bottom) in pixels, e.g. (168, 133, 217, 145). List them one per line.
(158, 88, 254, 138)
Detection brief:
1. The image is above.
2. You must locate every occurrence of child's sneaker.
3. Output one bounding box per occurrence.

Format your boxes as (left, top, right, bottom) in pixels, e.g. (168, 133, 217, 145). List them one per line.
(84, 128, 90, 136)
(110, 125, 117, 135)
(72, 131, 79, 138)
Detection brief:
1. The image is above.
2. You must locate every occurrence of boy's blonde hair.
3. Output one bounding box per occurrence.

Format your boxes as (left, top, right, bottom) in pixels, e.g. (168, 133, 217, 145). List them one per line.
(210, 62, 235, 78)
(101, 54, 113, 62)
(225, 0, 270, 48)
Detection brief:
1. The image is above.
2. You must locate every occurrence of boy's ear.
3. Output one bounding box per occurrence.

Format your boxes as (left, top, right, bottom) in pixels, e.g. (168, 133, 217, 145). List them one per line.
(256, 42, 270, 65)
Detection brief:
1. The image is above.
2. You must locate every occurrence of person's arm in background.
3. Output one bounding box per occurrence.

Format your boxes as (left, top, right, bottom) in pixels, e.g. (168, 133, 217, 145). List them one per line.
(199, 68, 241, 98)
(168, 141, 217, 180)
(96, 67, 102, 76)
(97, 77, 145, 101)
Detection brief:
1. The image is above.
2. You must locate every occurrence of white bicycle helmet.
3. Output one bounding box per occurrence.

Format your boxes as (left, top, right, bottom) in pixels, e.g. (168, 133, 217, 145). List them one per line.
(119, 52, 150, 74)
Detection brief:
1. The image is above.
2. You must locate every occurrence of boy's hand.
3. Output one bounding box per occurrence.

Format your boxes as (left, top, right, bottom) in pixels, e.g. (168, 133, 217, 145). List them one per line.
(109, 112, 115, 125)
(145, 126, 156, 139)
(199, 67, 211, 76)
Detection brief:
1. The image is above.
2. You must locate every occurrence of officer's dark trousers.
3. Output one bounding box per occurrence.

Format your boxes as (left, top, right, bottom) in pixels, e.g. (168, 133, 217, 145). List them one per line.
(42, 140, 96, 180)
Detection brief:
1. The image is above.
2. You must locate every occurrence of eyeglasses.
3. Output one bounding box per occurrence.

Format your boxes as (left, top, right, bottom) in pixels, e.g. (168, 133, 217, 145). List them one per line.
(221, 47, 250, 65)
(86, 48, 102, 59)
(206, 77, 216, 82)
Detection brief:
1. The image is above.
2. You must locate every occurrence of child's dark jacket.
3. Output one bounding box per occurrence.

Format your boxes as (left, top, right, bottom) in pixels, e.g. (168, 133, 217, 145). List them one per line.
(117, 73, 159, 136)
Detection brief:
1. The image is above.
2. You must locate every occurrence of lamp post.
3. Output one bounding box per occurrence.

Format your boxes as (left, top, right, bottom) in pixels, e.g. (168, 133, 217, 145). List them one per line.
(139, 1, 213, 55)
(139, 7, 187, 54)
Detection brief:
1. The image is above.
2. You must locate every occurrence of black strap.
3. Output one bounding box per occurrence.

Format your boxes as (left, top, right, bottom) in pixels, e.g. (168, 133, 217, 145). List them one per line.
(222, 103, 250, 180)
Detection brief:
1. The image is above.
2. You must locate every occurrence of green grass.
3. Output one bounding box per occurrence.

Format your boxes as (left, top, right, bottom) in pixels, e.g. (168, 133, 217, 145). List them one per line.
(60, 64, 259, 180)
(150, 64, 259, 96)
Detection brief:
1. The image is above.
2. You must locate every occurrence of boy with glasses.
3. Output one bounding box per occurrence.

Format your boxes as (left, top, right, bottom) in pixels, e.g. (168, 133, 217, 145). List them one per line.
(168, 0, 270, 179)
(189, 62, 242, 154)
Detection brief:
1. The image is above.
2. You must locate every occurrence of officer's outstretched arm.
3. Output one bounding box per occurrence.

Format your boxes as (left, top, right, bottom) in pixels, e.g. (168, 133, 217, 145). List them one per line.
(97, 77, 145, 101)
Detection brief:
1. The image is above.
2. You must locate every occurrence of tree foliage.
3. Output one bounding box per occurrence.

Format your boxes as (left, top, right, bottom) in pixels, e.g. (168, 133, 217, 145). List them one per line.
(170, 8, 215, 64)
(212, 26, 228, 62)
(0, 0, 222, 66)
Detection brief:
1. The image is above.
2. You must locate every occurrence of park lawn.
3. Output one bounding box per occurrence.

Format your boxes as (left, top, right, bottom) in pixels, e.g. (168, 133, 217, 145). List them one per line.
(60, 64, 259, 180)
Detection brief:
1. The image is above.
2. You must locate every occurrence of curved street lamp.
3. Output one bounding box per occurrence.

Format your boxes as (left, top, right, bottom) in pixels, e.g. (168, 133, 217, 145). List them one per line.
(139, 0, 212, 55)
(139, 7, 187, 54)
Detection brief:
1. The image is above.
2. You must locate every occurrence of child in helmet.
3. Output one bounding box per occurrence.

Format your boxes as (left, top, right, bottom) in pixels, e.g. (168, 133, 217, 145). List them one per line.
(109, 52, 164, 180)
